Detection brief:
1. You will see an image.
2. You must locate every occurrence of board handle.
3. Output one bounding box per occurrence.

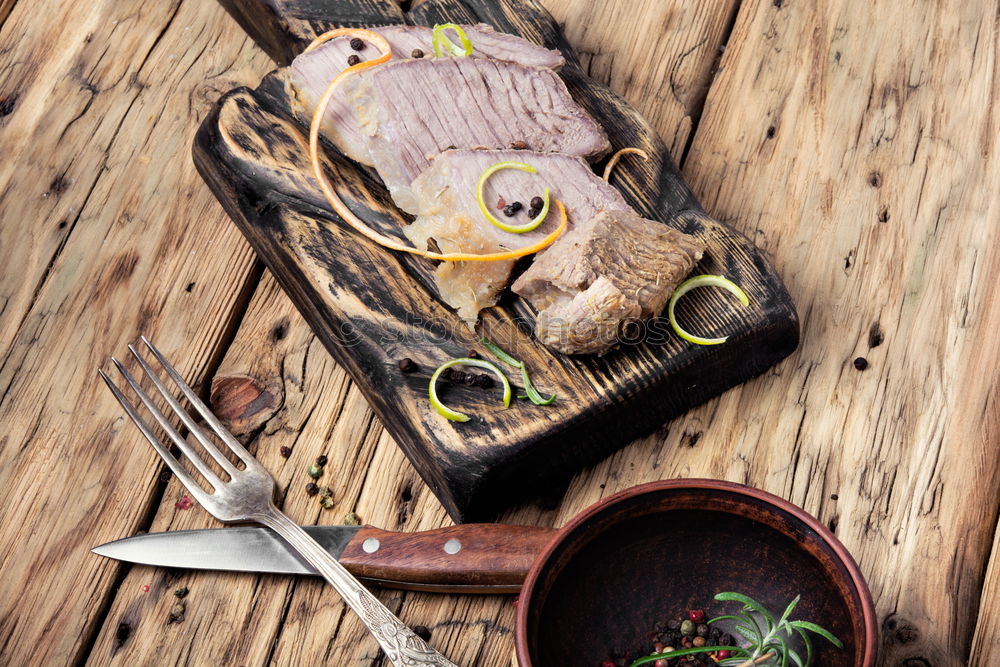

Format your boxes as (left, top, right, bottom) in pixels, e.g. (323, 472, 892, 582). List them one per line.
(340, 524, 556, 593)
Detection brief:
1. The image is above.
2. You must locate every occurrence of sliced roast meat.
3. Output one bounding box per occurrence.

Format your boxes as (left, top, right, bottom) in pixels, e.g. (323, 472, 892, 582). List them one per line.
(288, 23, 564, 165)
(512, 209, 706, 355)
(405, 149, 629, 324)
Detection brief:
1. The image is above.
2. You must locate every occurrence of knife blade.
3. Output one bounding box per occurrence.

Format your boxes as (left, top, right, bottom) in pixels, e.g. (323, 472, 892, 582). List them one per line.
(93, 523, 555, 594)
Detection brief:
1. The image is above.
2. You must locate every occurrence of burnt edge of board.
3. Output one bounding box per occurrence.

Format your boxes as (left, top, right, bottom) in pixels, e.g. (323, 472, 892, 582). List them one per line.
(197, 0, 800, 521)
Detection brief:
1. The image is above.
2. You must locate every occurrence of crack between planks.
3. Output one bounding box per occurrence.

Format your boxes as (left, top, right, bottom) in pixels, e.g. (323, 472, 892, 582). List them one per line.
(1, 0, 186, 367)
(70, 456, 175, 667)
(678, 0, 744, 169)
(73, 256, 265, 665)
(0, 0, 20, 38)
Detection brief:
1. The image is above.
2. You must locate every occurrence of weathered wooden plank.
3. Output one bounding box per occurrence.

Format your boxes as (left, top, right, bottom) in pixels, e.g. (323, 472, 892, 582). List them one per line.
(0, 0, 275, 663)
(196, 0, 796, 521)
(674, 0, 1000, 664)
(970, 517, 1000, 665)
(541, 0, 739, 159)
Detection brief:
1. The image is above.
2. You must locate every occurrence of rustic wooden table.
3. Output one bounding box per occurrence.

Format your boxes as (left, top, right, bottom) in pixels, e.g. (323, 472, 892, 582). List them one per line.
(0, 0, 997, 665)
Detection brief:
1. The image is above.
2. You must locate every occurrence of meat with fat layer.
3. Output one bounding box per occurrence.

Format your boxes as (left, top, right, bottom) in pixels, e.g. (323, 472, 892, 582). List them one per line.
(512, 209, 706, 355)
(405, 149, 630, 324)
(364, 58, 609, 209)
(288, 23, 565, 167)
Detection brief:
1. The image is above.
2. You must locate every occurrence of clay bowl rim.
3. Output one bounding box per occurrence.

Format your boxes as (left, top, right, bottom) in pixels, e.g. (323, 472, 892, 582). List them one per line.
(514, 478, 877, 667)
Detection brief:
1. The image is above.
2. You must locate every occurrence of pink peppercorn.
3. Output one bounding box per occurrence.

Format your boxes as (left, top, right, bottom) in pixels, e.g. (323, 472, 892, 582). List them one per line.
(717, 650, 732, 659)
(141, 584, 149, 592)
(688, 609, 706, 624)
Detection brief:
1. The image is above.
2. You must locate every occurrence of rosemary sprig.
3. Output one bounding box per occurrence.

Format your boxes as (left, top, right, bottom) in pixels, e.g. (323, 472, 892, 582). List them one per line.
(628, 593, 843, 667)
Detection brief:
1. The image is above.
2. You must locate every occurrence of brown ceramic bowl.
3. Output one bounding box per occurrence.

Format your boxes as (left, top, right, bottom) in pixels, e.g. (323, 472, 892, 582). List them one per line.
(515, 479, 876, 666)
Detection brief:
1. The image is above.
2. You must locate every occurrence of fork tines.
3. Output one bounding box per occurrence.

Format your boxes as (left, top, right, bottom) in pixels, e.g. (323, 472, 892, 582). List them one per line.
(98, 337, 258, 504)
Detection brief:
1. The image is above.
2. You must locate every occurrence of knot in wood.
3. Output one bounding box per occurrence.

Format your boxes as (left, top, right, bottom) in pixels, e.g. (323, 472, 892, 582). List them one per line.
(210, 373, 280, 434)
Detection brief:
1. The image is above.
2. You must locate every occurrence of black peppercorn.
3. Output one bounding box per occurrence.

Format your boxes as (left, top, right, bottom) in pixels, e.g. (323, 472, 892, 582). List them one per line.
(279, 446, 291, 458)
(854, 356, 869, 370)
(305, 482, 319, 496)
(347, 54, 361, 66)
(398, 357, 417, 373)
(350, 37, 365, 50)
(502, 204, 516, 217)
(530, 196, 544, 210)
(527, 208, 540, 219)
(316, 454, 328, 466)
(509, 201, 523, 213)
(413, 625, 432, 641)
(473, 374, 494, 389)
(411, 48, 424, 58)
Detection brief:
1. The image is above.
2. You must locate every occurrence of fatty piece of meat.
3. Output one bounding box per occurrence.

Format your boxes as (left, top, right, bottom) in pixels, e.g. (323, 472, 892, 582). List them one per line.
(405, 149, 630, 323)
(512, 209, 706, 355)
(288, 23, 564, 164)
(364, 57, 609, 209)
(532, 277, 641, 356)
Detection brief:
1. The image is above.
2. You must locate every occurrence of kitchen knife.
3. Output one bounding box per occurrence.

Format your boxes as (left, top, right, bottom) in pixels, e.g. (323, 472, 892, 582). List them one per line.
(93, 523, 554, 594)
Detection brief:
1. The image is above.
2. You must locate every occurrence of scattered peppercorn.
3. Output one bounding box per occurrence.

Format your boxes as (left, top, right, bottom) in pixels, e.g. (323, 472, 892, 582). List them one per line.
(305, 482, 319, 496)
(688, 609, 706, 624)
(854, 356, 869, 370)
(411, 48, 424, 58)
(496, 196, 506, 210)
(343, 511, 362, 526)
(174, 587, 189, 598)
(347, 54, 361, 66)
(680, 620, 695, 637)
(350, 37, 365, 50)
(527, 207, 540, 219)
(472, 374, 494, 389)
(168, 602, 185, 623)
(279, 446, 292, 458)
(509, 201, 523, 213)
(316, 454, 328, 466)
(141, 584, 150, 593)
(511, 140, 528, 150)
(319, 486, 333, 498)
(692, 636, 706, 647)
(530, 196, 544, 210)
(413, 625, 432, 641)
(503, 204, 517, 217)
(307, 463, 323, 479)
(696, 623, 708, 637)
(320, 495, 335, 509)
(398, 357, 418, 373)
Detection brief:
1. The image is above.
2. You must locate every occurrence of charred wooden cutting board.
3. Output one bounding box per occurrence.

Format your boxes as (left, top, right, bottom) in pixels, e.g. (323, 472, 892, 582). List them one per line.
(194, 0, 799, 522)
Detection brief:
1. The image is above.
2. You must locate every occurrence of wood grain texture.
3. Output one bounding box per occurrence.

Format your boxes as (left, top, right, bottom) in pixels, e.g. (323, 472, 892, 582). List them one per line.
(196, 0, 798, 522)
(678, 0, 1000, 664)
(0, 0, 275, 663)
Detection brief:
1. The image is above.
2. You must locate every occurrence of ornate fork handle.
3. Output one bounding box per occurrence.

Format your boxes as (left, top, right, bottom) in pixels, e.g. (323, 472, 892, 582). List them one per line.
(253, 504, 458, 667)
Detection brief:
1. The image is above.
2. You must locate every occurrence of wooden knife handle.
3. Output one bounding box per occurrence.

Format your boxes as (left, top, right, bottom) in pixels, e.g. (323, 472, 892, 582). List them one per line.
(339, 524, 556, 594)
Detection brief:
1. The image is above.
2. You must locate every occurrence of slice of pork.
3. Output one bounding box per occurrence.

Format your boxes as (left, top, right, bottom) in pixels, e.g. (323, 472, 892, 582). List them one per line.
(512, 209, 706, 355)
(288, 24, 564, 164)
(362, 57, 610, 210)
(406, 149, 630, 323)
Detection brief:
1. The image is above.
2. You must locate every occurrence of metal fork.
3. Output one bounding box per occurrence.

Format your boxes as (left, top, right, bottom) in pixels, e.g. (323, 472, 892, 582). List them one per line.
(99, 337, 457, 667)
